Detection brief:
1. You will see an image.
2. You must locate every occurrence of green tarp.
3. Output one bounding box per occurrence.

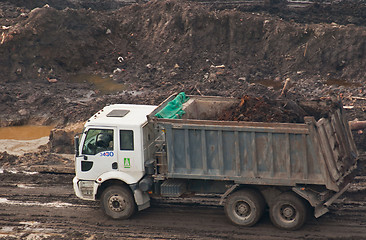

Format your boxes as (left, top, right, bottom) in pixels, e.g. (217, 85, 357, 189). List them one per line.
(155, 92, 189, 119)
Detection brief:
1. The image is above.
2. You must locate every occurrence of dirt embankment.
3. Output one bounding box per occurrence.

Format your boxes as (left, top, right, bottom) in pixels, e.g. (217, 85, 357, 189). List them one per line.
(0, 0, 365, 155)
(0, 1, 365, 119)
(2, 0, 366, 83)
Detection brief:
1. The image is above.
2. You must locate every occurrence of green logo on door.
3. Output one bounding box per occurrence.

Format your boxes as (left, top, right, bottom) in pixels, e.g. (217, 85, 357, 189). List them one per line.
(124, 158, 130, 168)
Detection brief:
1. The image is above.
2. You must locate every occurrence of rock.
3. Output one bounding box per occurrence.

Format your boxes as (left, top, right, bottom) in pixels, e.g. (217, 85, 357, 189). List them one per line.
(210, 65, 225, 69)
(18, 109, 29, 116)
(113, 68, 122, 74)
(49, 129, 74, 154)
(47, 78, 58, 83)
(0, 152, 18, 166)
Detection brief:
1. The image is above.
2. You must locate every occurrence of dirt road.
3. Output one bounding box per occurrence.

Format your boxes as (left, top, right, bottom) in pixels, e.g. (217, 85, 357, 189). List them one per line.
(1, 158, 365, 240)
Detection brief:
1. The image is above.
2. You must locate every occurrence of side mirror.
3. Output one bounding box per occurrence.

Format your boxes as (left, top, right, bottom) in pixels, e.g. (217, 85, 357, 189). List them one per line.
(74, 135, 80, 157)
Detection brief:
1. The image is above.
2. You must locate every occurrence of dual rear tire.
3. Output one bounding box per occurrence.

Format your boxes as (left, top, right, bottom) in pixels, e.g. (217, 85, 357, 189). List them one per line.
(269, 192, 308, 230)
(225, 189, 308, 230)
(224, 189, 265, 227)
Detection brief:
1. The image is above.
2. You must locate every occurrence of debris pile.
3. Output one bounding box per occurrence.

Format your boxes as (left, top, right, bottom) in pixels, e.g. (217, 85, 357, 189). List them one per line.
(218, 95, 341, 123)
(0, 151, 73, 173)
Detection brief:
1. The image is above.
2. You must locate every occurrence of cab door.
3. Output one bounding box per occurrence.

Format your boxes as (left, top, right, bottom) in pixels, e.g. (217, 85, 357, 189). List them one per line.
(117, 129, 144, 181)
(76, 127, 118, 180)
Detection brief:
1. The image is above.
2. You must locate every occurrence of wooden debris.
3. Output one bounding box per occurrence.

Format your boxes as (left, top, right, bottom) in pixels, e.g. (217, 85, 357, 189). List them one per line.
(280, 78, 291, 97)
(349, 120, 366, 130)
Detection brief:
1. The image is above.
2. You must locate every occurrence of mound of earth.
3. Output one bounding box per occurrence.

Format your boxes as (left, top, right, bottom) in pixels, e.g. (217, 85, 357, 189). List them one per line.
(0, 0, 365, 122)
(0, 150, 74, 173)
(0, 0, 365, 157)
(2, 0, 366, 85)
(3, 0, 136, 11)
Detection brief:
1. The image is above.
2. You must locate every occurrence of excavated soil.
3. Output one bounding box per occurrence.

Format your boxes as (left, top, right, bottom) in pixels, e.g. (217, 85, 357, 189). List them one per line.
(217, 95, 341, 123)
(1, 0, 366, 126)
(0, 0, 366, 238)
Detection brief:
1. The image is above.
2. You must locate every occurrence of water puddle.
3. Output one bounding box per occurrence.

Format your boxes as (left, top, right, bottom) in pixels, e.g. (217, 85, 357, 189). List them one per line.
(0, 125, 53, 155)
(70, 73, 126, 93)
(17, 184, 36, 189)
(0, 137, 49, 156)
(325, 79, 362, 87)
(0, 226, 14, 232)
(0, 197, 78, 208)
(0, 125, 54, 140)
(0, 168, 39, 175)
(19, 221, 39, 226)
(0, 221, 59, 239)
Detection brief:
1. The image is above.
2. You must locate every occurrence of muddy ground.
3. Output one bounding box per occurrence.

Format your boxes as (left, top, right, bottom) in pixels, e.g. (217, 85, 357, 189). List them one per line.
(0, 156, 365, 239)
(0, 0, 366, 239)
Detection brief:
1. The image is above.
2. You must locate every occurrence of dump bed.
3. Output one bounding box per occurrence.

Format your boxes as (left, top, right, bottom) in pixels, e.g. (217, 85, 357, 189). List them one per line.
(148, 95, 358, 192)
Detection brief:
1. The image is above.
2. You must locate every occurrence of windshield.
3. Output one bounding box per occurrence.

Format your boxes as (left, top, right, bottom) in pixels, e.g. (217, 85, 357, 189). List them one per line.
(82, 128, 114, 155)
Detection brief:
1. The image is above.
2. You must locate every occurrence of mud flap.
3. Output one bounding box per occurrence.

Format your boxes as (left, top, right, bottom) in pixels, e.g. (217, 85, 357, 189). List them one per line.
(133, 189, 150, 211)
(314, 205, 329, 218)
(314, 183, 351, 218)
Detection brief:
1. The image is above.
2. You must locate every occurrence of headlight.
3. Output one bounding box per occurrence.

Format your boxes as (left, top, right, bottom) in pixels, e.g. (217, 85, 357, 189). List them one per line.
(78, 180, 94, 198)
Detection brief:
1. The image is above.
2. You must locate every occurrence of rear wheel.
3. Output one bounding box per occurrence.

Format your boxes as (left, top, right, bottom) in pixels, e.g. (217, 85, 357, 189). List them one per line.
(101, 185, 136, 219)
(269, 192, 308, 230)
(225, 189, 265, 227)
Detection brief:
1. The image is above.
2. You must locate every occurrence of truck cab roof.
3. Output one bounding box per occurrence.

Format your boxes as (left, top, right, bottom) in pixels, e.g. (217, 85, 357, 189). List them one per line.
(85, 104, 157, 128)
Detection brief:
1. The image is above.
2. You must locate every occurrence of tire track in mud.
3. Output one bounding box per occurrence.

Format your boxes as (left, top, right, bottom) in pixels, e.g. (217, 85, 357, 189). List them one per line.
(0, 170, 365, 239)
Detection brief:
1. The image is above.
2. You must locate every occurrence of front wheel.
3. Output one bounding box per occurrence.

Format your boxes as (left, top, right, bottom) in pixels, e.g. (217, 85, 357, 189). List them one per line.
(269, 192, 308, 230)
(224, 189, 265, 227)
(101, 185, 136, 219)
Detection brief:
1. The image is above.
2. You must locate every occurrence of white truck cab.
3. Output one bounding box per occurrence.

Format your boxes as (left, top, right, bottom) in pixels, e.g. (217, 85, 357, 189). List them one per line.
(73, 104, 157, 218)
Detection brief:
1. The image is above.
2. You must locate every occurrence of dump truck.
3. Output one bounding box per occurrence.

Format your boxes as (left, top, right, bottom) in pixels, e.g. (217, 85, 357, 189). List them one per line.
(73, 93, 358, 230)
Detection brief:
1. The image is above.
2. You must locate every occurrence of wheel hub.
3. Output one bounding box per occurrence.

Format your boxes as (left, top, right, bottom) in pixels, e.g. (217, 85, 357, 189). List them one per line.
(281, 204, 296, 220)
(109, 195, 126, 212)
(235, 201, 251, 217)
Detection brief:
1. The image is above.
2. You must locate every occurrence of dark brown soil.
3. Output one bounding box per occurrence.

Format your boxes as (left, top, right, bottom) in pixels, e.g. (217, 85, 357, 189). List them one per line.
(0, 0, 364, 153)
(217, 95, 341, 123)
(1, 0, 366, 84)
(0, 0, 365, 122)
(0, 150, 73, 171)
(0, 0, 365, 150)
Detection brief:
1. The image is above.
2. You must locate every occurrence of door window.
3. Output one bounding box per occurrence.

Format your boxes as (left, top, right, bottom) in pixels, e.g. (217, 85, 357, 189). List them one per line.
(82, 129, 114, 155)
(120, 130, 134, 151)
